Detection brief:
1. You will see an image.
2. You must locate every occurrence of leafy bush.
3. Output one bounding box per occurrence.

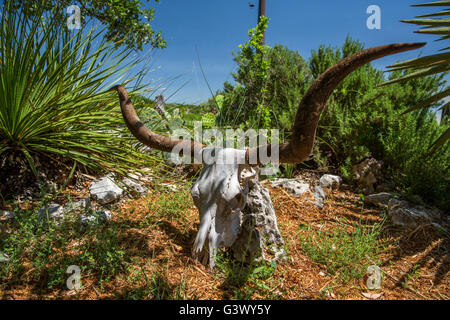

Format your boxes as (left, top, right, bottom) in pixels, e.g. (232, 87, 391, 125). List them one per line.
(212, 19, 311, 132)
(309, 37, 449, 208)
(0, 4, 159, 184)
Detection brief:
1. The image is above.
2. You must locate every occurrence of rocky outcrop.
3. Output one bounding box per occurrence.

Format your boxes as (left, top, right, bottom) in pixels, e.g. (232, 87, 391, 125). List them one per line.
(232, 177, 286, 263)
(364, 192, 443, 228)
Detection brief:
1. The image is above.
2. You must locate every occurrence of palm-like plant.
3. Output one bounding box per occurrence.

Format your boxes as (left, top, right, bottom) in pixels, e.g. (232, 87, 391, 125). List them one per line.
(382, 0, 450, 153)
(0, 2, 159, 183)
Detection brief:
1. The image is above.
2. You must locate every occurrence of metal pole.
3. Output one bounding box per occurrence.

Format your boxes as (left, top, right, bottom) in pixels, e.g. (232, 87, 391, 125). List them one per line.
(257, 0, 267, 44)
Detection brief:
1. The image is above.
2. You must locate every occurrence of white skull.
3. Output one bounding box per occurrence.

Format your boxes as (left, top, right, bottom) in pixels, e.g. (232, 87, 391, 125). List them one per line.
(190, 147, 257, 268)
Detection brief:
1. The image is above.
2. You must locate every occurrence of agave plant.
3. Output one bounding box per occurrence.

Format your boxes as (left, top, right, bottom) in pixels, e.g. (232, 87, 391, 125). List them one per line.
(382, 0, 450, 152)
(0, 2, 160, 184)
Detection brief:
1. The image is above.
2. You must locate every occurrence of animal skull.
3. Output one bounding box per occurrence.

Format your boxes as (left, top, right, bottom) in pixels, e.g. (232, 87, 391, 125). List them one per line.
(190, 147, 257, 268)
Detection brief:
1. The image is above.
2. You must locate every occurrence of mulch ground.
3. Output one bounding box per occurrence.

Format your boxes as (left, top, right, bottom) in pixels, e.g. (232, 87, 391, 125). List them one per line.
(1, 179, 449, 300)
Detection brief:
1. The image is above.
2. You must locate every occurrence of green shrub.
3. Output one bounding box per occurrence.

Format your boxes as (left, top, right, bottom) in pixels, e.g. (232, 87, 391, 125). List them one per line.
(309, 37, 449, 208)
(212, 19, 311, 132)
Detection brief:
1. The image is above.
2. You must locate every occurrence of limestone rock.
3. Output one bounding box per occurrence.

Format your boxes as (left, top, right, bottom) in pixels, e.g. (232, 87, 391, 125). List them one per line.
(90, 175, 123, 204)
(270, 178, 311, 196)
(63, 198, 91, 214)
(38, 203, 64, 224)
(232, 177, 286, 263)
(0, 210, 16, 221)
(365, 192, 443, 228)
(319, 174, 342, 190)
(80, 210, 112, 230)
(364, 192, 395, 208)
(0, 252, 9, 263)
(314, 186, 326, 209)
(121, 176, 148, 196)
(388, 199, 442, 228)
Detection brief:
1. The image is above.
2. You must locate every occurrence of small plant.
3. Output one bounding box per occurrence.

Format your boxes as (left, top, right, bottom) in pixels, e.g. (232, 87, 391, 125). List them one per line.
(0, 200, 127, 290)
(401, 264, 421, 289)
(298, 218, 384, 283)
(283, 163, 296, 179)
(215, 250, 281, 299)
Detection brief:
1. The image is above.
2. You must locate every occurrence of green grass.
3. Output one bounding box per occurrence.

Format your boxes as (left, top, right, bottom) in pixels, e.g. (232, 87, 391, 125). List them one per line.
(215, 250, 283, 299)
(121, 260, 192, 300)
(298, 217, 385, 283)
(0, 203, 127, 291)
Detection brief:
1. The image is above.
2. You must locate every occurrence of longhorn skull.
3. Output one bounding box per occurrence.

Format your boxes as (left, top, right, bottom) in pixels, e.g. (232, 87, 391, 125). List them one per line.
(112, 42, 425, 268)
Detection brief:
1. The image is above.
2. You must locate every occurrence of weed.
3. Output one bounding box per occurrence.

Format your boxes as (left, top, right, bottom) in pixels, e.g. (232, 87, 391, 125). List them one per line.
(0, 203, 126, 291)
(298, 217, 384, 283)
(402, 264, 421, 289)
(148, 186, 192, 221)
(215, 250, 281, 299)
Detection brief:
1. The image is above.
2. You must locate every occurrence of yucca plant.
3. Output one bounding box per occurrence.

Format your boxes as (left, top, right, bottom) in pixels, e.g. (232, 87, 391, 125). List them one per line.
(0, 2, 160, 186)
(382, 0, 450, 152)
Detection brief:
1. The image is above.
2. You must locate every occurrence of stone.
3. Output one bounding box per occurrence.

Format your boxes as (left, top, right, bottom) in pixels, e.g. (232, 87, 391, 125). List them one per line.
(63, 197, 91, 213)
(388, 199, 442, 228)
(388, 199, 432, 228)
(0, 210, 16, 220)
(38, 203, 65, 224)
(231, 176, 286, 264)
(0, 252, 9, 263)
(364, 192, 396, 208)
(270, 178, 311, 196)
(314, 186, 326, 209)
(90, 175, 123, 204)
(80, 210, 112, 230)
(364, 193, 442, 228)
(121, 173, 148, 196)
(319, 174, 342, 190)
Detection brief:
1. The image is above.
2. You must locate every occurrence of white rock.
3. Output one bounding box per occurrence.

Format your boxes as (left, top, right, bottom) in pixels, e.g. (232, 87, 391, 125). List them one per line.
(319, 174, 342, 190)
(364, 192, 396, 208)
(90, 176, 123, 204)
(388, 199, 440, 228)
(271, 178, 311, 196)
(0, 210, 16, 220)
(38, 203, 65, 223)
(314, 186, 326, 209)
(63, 197, 91, 213)
(80, 210, 112, 229)
(121, 176, 148, 195)
(231, 175, 286, 264)
(0, 252, 9, 263)
(365, 193, 442, 228)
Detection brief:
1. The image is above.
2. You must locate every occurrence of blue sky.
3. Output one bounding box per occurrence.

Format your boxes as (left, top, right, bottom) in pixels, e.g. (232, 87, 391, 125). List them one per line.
(135, 0, 447, 105)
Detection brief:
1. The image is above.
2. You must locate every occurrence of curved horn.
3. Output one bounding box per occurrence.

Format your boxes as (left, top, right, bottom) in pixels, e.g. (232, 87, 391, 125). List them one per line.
(246, 42, 427, 164)
(112, 85, 205, 159)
